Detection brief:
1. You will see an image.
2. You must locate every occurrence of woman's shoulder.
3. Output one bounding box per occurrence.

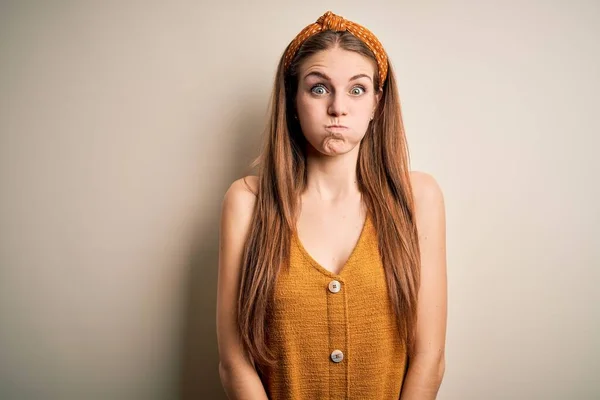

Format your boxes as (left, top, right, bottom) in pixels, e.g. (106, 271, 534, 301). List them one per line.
(221, 175, 259, 223)
(225, 175, 259, 199)
(220, 176, 259, 269)
(409, 170, 445, 229)
(409, 170, 444, 204)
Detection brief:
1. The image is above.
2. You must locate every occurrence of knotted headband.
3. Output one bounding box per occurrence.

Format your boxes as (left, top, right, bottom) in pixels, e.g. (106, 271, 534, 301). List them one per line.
(283, 11, 389, 86)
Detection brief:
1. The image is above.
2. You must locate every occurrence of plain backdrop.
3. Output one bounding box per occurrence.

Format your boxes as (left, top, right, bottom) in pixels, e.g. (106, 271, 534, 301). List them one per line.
(1, 1, 599, 399)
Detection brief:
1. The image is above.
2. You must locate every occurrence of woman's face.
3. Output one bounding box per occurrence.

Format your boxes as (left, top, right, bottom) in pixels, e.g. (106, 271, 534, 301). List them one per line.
(295, 46, 381, 157)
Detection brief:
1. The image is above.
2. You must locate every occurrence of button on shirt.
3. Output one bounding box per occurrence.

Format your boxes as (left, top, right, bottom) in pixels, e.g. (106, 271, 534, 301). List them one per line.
(328, 280, 341, 293)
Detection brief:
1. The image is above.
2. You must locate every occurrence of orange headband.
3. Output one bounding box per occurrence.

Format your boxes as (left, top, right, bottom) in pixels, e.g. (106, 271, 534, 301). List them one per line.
(283, 11, 389, 86)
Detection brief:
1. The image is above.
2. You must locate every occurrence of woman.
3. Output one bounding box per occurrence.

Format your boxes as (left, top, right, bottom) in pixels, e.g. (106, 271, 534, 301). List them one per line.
(217, 11, 447, 399)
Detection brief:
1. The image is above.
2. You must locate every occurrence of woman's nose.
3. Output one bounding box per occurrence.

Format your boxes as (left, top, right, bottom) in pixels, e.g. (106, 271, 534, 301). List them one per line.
(327, 93, 348, 116)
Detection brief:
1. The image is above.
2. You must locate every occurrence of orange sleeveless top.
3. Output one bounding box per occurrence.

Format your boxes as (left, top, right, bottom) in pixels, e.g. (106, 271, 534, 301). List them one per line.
(260, 213, 408, 399)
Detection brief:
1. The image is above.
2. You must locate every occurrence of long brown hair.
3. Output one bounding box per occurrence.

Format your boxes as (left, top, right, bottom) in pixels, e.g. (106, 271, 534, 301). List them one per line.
(237, 30, 421, 368)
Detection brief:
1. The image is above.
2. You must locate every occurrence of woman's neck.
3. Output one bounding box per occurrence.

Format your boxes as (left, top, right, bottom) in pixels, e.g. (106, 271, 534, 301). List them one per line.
(303, 145, 360, 202)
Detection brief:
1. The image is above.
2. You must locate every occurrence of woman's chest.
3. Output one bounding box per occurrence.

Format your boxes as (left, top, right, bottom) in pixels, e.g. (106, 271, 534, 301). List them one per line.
(294, 207, 368, 276)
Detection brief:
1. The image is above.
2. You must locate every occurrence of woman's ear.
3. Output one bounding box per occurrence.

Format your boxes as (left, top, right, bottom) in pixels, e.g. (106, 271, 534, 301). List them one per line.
(373, 88, 383, 117)
(375, 87, 383, 105)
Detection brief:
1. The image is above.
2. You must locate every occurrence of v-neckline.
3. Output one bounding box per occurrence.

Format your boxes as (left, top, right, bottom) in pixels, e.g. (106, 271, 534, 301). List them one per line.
(292, 213, 370, 279)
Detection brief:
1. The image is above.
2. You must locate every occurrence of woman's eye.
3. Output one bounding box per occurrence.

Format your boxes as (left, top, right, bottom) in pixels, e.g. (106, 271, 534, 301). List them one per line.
(350, 86, 366, 95)
(311, 84, 328, 95)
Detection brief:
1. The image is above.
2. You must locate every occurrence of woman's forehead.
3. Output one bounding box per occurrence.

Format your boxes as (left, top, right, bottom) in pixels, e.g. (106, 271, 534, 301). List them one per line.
(298, 48, 377, 82)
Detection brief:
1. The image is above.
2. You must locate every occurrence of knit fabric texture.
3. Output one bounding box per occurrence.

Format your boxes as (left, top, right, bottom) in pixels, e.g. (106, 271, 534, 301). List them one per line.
(261, 213, 407, 399)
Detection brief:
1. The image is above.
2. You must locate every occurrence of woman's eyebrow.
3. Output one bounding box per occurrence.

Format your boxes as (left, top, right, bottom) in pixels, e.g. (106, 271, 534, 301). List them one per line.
(303, 71, 372, 82)
(303, 71, 331, 81)
(349, 73, 372, 82)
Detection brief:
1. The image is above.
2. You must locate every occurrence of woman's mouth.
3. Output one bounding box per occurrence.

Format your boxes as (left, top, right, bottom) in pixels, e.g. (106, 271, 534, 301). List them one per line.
(326, 125, 349, 131)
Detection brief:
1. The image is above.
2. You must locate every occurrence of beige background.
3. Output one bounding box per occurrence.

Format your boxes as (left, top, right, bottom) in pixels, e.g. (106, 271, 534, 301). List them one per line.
(1, 1, 599, 399)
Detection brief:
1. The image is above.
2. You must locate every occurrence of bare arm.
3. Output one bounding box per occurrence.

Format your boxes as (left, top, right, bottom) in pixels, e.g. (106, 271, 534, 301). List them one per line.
(400, 172, 448, 400)
(216, 177, 269, 400)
